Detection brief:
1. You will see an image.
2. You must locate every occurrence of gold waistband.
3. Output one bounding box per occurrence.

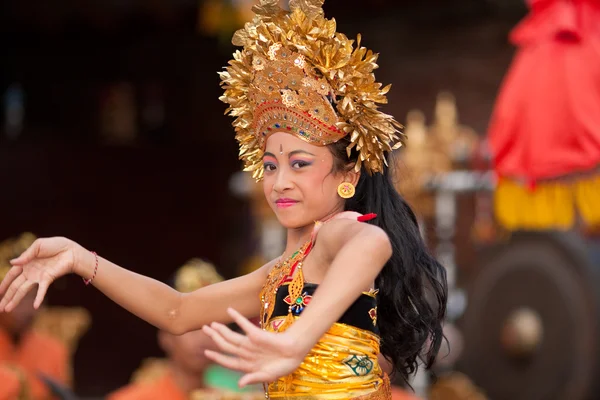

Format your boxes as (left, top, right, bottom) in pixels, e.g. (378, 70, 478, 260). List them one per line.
(265, 319, 388, 399)
(265, 373, 391, 399)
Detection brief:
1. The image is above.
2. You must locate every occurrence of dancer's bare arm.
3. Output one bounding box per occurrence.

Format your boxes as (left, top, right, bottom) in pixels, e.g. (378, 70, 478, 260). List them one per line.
(0, 237, 271, 335)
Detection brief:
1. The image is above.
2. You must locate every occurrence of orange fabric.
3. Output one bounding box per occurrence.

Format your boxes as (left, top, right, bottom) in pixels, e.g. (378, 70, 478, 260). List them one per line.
(390, 386, 421, 400)
(0, 329, 68, 400)
(0, 365, 22, 400)
(108, 373, 188, 400)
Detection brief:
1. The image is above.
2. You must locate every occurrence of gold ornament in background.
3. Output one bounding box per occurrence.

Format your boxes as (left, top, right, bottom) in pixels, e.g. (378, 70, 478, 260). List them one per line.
(0, 232, 37, 282)
(240, 254, 269, 276)
(32, 307, 91, 355)
(429, 91, 479, 167)
(130, 357, 170, 384)
(174, 259, 224, 293)
(249, 178, 273, 221)
(198, 0, 273, 38)
(198, 0, 241, 38)
(429, 372, 488, 400)
(12, 232, 36, 257)
(0, 265, 10, 283)
(220, 0, 403, 180)
(394, 110, 452, 217)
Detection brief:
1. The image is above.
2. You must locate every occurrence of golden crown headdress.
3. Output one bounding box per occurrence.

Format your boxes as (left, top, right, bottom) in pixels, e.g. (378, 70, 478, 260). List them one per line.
(174, 259, 224, 293)
(219, 0, 403, 180)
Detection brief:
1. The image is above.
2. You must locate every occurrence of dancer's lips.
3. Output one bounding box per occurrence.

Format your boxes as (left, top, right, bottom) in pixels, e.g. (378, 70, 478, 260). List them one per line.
(275, 198, 298, 208)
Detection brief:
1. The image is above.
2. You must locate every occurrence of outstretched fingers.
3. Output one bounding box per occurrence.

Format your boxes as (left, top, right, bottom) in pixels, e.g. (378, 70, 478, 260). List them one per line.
(203, 323, 254, 359)
(227, 308, 273, 347)
(0, 266, 23, 296)
(0, 274, 25, 312)
(204, 349, 253, 373)
(4, 280, 36, 313)
(10, 239, 41, 266)
(239, 371, 273, 387)
(211, 322, 248, 346)
(34, 279, 50, 310)
(227, 308, 264, 337)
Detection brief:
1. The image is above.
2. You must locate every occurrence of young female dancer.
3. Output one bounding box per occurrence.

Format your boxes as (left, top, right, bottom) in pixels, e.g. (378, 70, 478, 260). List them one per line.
(0, 1, 447, 398)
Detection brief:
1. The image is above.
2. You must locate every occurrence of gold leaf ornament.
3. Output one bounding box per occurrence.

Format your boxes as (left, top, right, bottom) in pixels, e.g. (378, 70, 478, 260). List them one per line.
(220, 0, 404, 180)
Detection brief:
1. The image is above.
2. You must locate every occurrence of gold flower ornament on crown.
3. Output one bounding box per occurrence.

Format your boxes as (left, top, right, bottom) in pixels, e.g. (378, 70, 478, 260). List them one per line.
(219, 0, 404, 180)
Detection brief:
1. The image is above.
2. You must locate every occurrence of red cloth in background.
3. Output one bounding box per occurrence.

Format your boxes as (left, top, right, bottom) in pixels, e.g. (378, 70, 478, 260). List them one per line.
(488, 0, 600, 182)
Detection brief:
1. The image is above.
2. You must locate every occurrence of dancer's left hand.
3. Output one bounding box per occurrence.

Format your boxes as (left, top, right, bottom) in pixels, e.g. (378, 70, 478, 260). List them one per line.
(203, 308, 305, 387)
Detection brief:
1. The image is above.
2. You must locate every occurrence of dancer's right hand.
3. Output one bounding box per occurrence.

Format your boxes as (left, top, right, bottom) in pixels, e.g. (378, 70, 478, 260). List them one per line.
(0, 237, 84, 312)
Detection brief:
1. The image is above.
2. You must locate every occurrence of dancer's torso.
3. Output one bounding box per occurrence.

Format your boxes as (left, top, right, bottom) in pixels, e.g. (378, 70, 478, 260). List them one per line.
(260, 213, 391, 399)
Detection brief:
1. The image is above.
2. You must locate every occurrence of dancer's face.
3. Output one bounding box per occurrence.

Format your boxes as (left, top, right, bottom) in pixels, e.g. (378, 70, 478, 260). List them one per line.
(262, 133, 358, 230)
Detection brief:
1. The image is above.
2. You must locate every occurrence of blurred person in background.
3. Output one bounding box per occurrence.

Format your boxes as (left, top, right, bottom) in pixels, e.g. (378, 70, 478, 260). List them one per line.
(0, 233, 70, 400)
(109, 259, 261, 400)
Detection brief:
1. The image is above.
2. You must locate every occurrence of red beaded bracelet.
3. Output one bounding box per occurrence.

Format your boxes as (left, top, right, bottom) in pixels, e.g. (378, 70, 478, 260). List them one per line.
(83, 251, 98, 286)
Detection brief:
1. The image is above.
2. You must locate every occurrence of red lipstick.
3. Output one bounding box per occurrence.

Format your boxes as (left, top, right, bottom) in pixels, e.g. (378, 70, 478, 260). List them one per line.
(275, 198, 298, 208)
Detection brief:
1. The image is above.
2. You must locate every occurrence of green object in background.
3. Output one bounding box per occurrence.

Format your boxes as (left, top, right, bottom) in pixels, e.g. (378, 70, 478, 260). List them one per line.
(204, 364, 261, 393)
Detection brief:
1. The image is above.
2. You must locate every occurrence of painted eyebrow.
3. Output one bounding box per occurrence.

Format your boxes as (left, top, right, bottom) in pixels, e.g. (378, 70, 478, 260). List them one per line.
(288, 150, 316, 157)
(263, 150, 316, 159)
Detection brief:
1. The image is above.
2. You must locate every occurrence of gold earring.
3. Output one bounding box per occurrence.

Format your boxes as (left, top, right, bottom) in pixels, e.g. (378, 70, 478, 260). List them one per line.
(337, 182, 355, 199)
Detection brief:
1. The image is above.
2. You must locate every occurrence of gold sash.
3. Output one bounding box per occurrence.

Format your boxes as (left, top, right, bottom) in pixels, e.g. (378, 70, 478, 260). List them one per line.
(265, 317, 391, 399)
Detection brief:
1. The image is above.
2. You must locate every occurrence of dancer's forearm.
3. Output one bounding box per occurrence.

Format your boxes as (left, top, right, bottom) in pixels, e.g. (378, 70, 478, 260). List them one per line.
(75, 249, 269, 334)
(76, 251, 186, 333)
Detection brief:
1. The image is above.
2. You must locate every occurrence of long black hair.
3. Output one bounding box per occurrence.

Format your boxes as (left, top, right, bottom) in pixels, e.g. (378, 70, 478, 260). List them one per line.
(329, 137, 448, 383)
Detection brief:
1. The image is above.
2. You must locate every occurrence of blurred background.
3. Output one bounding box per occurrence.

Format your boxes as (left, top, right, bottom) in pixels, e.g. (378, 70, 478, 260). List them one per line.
(1, 0, 599, 399)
